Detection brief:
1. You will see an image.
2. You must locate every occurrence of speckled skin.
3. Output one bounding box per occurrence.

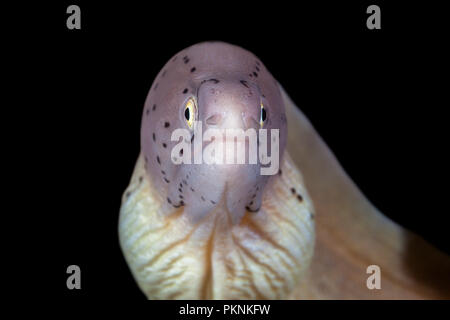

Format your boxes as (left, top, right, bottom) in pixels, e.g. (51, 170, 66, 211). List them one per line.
(141, 42, 287, 223)
(119, 42, 315, 299)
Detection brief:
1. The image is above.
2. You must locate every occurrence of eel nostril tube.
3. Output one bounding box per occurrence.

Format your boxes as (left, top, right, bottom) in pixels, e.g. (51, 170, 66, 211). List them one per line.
(205, 113, 223, 126)
(246, 116, 260, 130)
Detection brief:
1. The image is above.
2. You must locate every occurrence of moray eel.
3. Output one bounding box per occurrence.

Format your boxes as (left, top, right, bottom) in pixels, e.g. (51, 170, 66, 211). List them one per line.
(119, 42, 450, 299)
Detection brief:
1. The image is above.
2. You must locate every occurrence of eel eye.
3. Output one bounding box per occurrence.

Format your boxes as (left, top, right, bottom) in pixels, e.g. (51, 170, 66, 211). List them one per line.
(260, 102, 267, 127)
(184, 98, 196, 129)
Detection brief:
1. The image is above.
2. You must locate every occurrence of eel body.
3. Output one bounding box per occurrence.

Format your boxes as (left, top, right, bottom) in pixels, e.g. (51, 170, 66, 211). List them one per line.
(119, 42, 450, 299)
(282, 87, 450, 299)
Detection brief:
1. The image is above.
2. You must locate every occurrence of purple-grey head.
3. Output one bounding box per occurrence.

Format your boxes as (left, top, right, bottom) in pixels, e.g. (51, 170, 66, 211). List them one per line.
(141, 42, 287, 224)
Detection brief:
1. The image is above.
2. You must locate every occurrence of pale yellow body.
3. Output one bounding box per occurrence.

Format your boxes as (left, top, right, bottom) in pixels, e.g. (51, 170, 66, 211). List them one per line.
(119, 149, 315, 299)
(282, 86, 450, 299)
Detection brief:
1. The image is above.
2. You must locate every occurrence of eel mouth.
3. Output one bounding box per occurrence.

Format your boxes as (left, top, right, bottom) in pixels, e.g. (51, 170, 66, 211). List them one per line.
(179, 163, 265, 225)
(212, 181, 262, 225)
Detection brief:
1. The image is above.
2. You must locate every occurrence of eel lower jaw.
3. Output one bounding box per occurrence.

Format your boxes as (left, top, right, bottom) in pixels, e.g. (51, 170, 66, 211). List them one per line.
(181, 181, 257, 226)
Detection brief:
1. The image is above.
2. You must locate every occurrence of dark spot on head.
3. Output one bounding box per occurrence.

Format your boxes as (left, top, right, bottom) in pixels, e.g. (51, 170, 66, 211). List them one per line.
(211, 200, 216, 204)
(178, 188, 182, 193)
(146, 109, 150, 116)
(179, 183, 183, 188)
(167, 197, 172, 204)
(256, 60, 261, 66)
(278, 169, 282, 175)
(183, 88, 188, 94)
(183, 56, 190, 63)
(253, 72, 258, 77)
(291, 188, 296, 194)
(125, 191, 131, 198)
(162, 142, 167, 148)
(240, 80, 249, 88)
(246, 206, 260, 213)
(152, 133, 156, 142)
(154, 83, 158, 90)
(152, 104, 156, 111)
(139, 176, 143, 183)
(249, 201, 253, 206)
(190, 187, 195, 192)
(191, 134, 194, 143)
(297, 194, 303, 202)
(156, 156, 161, 164)
(164, 122, 170, 128)
(202, 78, 219, 84)
(161, 170, 166, 175)
(251, 194, 256, 199)
(180, 149, 184, 156)
(182, 179, 188, 185)
(162, 70, 167, 77)
(164, 178, 170, 183)
(256, 186, 259, 191)
(180, 200, 185, 206)
(249, 73, 253, 78)
(179, 194, 183, 199)
(201, 196, 205, 201)
(255, 66, 260, 72)
(190, 67, 196, 72)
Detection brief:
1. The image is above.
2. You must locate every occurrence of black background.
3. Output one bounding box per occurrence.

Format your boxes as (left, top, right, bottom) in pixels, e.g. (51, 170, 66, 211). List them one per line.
(25, 1, 449, 299)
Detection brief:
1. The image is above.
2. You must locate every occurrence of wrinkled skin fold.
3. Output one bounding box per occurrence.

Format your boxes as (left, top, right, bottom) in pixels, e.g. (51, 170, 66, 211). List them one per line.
(119, 151, 314, 299)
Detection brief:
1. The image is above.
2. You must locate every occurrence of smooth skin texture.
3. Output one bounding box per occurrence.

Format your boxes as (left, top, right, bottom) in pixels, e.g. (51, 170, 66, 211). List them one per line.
(282, 86, 450, 299)
(140, 42, 288, 224)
